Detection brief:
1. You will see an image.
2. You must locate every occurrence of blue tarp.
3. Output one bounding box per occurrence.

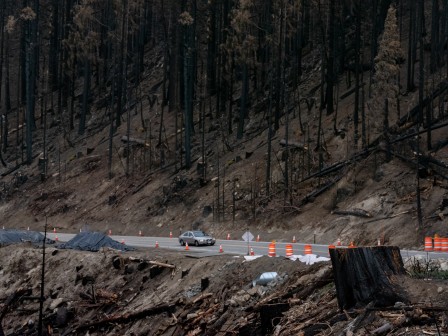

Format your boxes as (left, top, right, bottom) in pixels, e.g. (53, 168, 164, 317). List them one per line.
(59, 231, 134, 252)
(0, 229, 55, 246)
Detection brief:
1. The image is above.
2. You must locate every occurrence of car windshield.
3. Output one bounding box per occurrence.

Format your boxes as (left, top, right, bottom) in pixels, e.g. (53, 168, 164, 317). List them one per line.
(193, 231, 207, 237)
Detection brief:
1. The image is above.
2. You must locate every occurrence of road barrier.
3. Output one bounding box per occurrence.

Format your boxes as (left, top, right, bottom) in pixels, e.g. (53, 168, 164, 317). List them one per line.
(434, 237, 442, 251)
(304, 244, 312, 254)
(424, 237, 433, 251)
(285, 244, 293, 257)
(442, 238, 448, 252)
(268, 243, 276, 257)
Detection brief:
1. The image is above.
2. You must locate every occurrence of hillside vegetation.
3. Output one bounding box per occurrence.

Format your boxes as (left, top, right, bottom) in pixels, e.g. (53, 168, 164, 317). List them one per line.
(0, 0, 448, 248)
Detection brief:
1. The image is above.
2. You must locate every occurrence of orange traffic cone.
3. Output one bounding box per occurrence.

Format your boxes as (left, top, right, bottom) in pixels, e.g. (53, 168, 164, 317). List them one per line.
(348, 241, 356, 248)
(121, 239, 125, 245)
(27, 227, 30, 231)
(337, 238, 341, 246)
(226, 233, 230, 240)
(185, 242, 189, 251)
(53, 228, 56, 233)
(250, 248, 255, 256)
(219, 245, 223, 253)
(256, 234, 260, 242)
(377, 238, 381, 246)
(55, 235, 59, 242)
(292, 235, 297, 243)
(139, 230, 143, 236)
(108, 229, 112, 236)
(155, 241, 159, 248)
(170, 231, 173, 238)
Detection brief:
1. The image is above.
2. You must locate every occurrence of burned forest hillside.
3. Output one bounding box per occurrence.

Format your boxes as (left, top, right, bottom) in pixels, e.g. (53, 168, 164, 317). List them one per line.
(0, 0, 448, 248)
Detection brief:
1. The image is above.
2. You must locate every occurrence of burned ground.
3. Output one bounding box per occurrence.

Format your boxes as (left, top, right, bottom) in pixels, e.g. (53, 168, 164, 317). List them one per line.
(1, 244, 447, 335)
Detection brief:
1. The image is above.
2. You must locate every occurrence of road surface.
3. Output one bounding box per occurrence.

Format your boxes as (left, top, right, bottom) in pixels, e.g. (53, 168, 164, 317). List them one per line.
(49, 232, 446, 259)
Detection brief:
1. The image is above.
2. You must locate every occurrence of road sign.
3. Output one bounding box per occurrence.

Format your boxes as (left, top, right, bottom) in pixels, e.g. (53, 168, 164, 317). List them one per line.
(242, 231, 254, 242)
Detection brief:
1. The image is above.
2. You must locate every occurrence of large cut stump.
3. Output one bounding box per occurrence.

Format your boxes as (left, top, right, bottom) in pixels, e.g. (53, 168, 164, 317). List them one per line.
(329, 246, 408, 310)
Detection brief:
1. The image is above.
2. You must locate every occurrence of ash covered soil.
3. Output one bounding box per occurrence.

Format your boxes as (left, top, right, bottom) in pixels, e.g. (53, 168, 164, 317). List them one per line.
(1, 244, 448, 336)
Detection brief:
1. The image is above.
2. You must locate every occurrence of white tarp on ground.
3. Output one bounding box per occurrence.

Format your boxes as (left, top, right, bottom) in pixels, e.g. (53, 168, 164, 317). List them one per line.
(243, 255, 263, 261)
(243, 254, 330, 265)
(290, 254, 330, 264)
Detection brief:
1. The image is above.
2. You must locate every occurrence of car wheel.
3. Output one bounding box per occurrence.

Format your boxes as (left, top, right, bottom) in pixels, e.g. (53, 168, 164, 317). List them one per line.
(194, 240, 199, 247)
(179, 240, 185, 246)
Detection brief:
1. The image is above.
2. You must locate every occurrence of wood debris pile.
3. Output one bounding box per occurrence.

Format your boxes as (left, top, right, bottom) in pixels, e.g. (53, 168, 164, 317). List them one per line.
(0, 246, 447, 335)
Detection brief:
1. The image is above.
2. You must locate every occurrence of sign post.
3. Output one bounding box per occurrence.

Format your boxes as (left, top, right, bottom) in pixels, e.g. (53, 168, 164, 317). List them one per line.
(242, 229, 254, 255)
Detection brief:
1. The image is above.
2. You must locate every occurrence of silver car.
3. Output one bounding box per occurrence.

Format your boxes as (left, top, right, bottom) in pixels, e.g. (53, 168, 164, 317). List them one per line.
(179, 231, 216, 246)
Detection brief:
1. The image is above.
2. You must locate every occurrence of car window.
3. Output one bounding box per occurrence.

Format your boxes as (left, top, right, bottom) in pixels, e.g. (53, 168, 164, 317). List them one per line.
(193, 231, 206, 237)
(188, 232, 193, 237)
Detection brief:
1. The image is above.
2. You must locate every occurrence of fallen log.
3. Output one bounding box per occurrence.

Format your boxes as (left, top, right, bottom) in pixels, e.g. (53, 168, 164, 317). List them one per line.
(298, 176, 343, 206)
(120, 135, 149, 147)
(149, 260, 175, 269)
(332, 209, 372, 218)
(193, 293, 213, 304)
(0, 288, 32, 320)
(75, 303, 176, 332)
(128, 257, 175, 269)
(279, 139, 306, 150)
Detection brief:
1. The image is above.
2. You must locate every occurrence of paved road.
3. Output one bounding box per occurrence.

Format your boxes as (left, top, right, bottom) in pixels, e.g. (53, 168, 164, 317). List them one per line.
(49, 232, 447, 259)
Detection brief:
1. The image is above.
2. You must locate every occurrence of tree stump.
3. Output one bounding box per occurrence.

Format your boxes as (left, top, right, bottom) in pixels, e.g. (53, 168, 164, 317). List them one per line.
(329, 246, 408, 310)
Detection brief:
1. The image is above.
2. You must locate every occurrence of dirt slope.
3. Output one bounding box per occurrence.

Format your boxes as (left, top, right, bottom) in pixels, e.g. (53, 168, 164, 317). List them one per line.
(1, 244, 447, 335)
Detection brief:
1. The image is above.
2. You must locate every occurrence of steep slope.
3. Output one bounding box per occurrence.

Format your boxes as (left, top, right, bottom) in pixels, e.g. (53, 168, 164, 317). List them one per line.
(0, 2, 447, 250)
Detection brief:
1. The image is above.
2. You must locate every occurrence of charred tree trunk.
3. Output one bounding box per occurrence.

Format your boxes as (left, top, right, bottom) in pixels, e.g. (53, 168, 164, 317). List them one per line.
(325, 0, 335, 116)
(330, 246, 407, 311)
(78, 59, 91, 135)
